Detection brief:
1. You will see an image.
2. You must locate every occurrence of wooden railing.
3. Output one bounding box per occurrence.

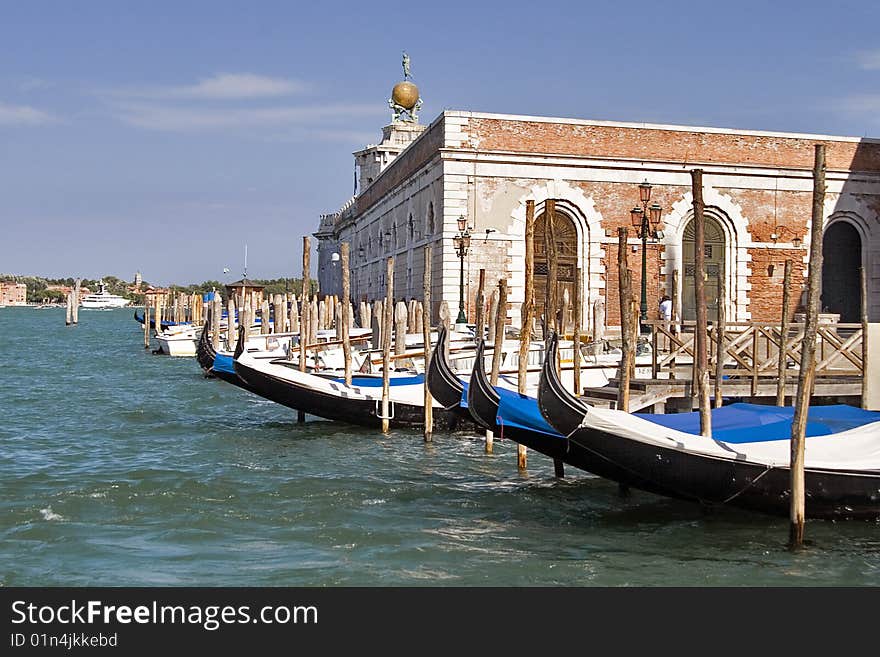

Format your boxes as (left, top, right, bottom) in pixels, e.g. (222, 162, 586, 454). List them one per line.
(644, 319, 864, 392)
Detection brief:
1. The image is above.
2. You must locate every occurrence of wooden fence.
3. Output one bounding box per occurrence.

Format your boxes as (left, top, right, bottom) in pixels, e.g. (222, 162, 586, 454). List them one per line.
(645, 319, 864, 394)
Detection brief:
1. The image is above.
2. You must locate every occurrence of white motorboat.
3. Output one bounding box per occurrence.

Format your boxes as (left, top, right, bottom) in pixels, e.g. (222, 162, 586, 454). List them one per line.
(80, 281, 130, 309)
(155, 324, 201, 357)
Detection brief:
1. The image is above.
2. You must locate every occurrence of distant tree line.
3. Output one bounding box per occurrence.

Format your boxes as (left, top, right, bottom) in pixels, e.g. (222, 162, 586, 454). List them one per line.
(0, 274, 316, 304)
(0, 275, 141, 303)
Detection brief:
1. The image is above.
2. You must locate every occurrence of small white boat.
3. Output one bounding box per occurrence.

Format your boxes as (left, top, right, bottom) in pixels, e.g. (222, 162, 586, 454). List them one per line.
(155, 325, 200, 357)
(80, 281, 130, 309)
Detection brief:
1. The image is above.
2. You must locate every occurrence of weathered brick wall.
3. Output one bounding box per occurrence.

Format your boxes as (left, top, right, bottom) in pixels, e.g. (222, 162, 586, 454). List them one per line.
(748, 248, 806, 322)
(718, 188, 809, 242)
(466, 117, 880, 171)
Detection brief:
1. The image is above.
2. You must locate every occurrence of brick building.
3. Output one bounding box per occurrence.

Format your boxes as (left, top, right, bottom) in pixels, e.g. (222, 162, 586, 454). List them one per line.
(315, 109, 880, 334)
(0, 282, 27, 306)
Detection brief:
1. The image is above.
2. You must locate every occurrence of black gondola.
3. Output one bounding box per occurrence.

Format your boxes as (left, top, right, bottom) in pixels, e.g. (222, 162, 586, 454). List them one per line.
(465, 334, 620, 474)
(465, 339, 498, 431)
(195, 319, 217, 377)
(425, 327, 470, 418)
(537, 333, 880, 519)
(133, 309, 177, 332)
(232, 329, 472, 432)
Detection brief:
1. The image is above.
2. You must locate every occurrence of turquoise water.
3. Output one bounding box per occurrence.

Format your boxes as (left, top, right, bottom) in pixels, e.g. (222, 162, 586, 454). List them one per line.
(1, 307, 878, 586)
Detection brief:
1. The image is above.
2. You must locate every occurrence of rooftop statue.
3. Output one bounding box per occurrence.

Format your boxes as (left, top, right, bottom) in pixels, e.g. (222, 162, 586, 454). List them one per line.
(389, 52, 421, 122)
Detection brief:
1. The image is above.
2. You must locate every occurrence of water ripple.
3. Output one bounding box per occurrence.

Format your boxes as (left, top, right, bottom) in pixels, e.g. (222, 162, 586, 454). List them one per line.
(2, 307, 879, 585)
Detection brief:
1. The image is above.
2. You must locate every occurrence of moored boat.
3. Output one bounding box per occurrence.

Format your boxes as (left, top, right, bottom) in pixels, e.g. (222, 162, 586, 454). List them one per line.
(154, 324, 201, 357)
(537, 332, 880, 519)
(232, 329, 472, 432)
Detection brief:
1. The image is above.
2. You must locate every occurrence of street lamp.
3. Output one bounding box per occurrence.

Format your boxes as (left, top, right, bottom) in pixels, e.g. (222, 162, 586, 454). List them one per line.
(630, 180, 664, 334)
(453, 215, 471, 326)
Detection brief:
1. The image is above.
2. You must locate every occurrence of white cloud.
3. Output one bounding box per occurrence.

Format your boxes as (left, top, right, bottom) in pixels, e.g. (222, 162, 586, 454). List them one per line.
(108, 101, 385, 132)
(854, 50, 880, 70)
(0, 101, 57, 125)
(834, 94, 880, 115)
(110, 73, 308, 100)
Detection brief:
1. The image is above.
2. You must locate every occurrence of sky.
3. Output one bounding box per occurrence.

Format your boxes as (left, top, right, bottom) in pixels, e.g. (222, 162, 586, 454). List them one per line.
(1, 0, 879, 286)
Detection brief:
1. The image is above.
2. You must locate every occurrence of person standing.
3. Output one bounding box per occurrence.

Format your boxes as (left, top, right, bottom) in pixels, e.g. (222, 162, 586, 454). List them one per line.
(659, 295, 672, 322)
(659, 294, 674, 346)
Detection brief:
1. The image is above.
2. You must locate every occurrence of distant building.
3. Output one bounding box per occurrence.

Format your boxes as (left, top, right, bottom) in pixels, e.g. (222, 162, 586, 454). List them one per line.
(225, 279, 265, 309)
(0, 282, 27, 306)
(134, 271, 142, 288)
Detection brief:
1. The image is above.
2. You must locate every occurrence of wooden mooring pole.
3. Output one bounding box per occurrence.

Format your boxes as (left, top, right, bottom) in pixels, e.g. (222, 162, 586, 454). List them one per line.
(298, 237, 311, 423)
(551, 320, 565, 479)
(692, 169, 712, 437)
(381, 257, 394, 434)
(573, 267, 582, 396)
(516, 200, 535, 471)
(714, 275, 726, 408)
(474, 268, 486, 342)
(212, 294, 221, 352)
(72, 279, 80, 324)
(422, 245, 433, 443)
(341, 242, 352, 387)
(617, 227, 633, 413)
(226, 297, 236, 351)
(776, 259, 793, 406)
(143, 304, 150, 348)
(545, 200, 558, 336)
(861, 264, 869, 410)
(670, 269, 680, 378)
(394, 301, 407, 356)
(790, 144, 825, 550)
(487, 279, 508, 455)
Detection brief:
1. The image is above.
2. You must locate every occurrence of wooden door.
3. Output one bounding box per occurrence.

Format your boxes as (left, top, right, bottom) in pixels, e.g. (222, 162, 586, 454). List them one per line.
(534, 208, 578, 332)
(682, 216, 725, 322)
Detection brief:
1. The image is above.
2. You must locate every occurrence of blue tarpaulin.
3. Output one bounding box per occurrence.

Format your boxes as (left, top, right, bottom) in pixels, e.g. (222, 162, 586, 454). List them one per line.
(213, 353, 235, 375)
(496, 388, 564, 439)
(637, 403, 880, 443)
(492, 390, 880, 444)
(329, 374, 424, 387)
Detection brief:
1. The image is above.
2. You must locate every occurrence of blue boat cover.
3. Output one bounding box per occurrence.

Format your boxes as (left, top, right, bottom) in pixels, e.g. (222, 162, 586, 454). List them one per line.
(213, 353, 236, 375)
(637, 403, 880, 443)
(496, 388, 564, 439)
(460, 381, 469, 409)
(493, 390, 880, 444)
(330, 374, 424, 388)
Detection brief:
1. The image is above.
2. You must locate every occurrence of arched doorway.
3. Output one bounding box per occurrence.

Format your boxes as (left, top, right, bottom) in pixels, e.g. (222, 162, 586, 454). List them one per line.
(534, 207, 578, 329)
(822, 221, 862, 322)
(682, 215, 725, 321)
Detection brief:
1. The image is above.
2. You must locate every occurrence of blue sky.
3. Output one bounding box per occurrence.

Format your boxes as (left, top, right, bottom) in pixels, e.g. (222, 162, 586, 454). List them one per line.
(1, 0, 878, 285)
